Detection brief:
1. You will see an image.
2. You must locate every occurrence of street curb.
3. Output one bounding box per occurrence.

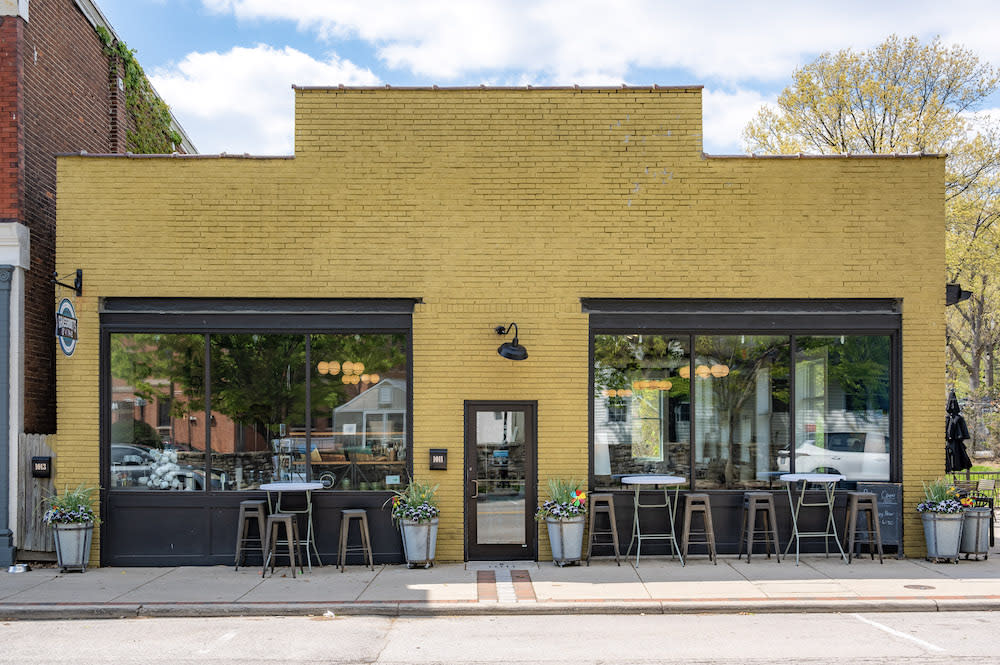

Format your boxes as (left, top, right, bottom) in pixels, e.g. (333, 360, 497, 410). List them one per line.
(0, 604, 141, 620)
(1, 597, 999, 619)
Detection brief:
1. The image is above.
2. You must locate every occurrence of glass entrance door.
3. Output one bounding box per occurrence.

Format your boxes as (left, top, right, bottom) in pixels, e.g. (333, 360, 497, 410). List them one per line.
(464, 401, 536, 560)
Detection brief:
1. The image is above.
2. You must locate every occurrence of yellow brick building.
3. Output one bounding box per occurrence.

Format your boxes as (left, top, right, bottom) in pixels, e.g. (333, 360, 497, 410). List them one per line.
(55, 87, 945, 566)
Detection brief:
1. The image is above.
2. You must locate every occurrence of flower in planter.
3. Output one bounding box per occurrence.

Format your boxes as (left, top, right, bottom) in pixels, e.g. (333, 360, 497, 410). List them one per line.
(386, 480, 440, 524)
(535, 478, 588, 521)
(915, 478, 964, 514)
(42, 485, 100, 525)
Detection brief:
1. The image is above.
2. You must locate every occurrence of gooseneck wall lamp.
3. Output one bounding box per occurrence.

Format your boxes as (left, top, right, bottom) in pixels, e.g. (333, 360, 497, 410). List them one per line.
(495, 322, 528, 360)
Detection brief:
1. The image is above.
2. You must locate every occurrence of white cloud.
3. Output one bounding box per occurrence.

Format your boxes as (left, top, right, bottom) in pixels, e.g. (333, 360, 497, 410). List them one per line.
(200, 1, 1000, 85)
(702, 88, 774, 155)
(150, 44, 379, 154)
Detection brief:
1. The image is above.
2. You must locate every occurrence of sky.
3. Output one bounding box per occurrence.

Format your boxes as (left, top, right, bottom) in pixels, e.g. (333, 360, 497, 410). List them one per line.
(92, 0, 1000, 156)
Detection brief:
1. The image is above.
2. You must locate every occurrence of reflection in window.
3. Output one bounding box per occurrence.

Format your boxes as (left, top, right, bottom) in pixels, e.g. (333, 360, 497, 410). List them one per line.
(693, 336, 789, 490)
(108, 331, 409, 492)
(592, 335, 690, 489)
(475, 410, 526, 544)
(109, 334, 209, 490)
(210, 334, 306, 490)
(787, 336, 890, 481)
(592, 332, 893, 488)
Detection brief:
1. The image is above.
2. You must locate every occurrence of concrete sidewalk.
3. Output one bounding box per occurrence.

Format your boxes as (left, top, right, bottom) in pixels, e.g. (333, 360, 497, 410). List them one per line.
(3, 551, 1000, 619)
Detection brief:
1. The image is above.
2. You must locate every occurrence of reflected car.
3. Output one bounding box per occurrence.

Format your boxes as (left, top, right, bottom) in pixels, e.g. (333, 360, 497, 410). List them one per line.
(776, 432, 889, 480)
(110, 443, 155, 488)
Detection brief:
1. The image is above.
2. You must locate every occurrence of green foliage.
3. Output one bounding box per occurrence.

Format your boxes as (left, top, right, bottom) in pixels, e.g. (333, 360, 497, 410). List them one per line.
(535, 479, 587, 520)
(743, 35, 998, 155)
(545, 478, 584, 504)
(110, 332, 407, 440)
(923, 478, 957, 503)
(742, 35, 1000, 447)
(110, 333, 204, 420)
(42, 485, 100, 525)
(386, 480, 440, 523)
(109, 419, 161, 447)
(95, 25, 181, 153)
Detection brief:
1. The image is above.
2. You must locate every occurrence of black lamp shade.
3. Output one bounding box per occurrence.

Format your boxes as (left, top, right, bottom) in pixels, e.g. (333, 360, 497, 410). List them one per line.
(496, 322, 528, 360)
(498, 341, 528, 360)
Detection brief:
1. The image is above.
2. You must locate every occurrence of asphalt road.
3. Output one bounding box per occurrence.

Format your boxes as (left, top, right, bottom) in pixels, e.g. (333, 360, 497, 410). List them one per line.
(1, 611, 995, 664)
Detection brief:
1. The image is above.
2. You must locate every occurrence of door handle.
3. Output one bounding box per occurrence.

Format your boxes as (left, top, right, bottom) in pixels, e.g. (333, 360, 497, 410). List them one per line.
(471, 479, 479, 498)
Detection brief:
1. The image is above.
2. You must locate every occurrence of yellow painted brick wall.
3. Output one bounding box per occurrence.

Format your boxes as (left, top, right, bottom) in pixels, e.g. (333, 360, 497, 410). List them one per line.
(55, 87, 945, 561)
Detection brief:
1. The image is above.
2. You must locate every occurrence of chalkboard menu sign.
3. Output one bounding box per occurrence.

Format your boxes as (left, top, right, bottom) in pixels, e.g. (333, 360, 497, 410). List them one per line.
(856, 482, 903, 556)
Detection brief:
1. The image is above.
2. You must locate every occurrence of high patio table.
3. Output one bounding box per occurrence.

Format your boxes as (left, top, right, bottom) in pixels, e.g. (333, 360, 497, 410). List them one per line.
(621, 475, 685, 566)
(259, 481, 324, 570)
(780, 472, 848, 565)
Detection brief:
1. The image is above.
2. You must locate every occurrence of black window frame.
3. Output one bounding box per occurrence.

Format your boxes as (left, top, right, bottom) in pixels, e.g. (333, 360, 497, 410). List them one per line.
(585, 298, 902, 489)
(100, 298, 417, 494)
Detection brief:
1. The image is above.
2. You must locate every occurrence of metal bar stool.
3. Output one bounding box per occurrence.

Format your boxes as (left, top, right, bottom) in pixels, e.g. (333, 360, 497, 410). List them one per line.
(262, 512, 304, 578)
(680, 493, 717, 565)
(586, 493, 621, 565)
(844, 491, 883, 563)
(338, 508, 375, 572)
(737, 491, 781, 563)
(234, 499, 267, 570)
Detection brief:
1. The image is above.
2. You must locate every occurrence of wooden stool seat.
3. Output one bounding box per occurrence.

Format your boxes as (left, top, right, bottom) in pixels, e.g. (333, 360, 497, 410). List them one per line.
(338, 508, 374, 572)
(680, 493, 717, 565)
(234, 499, 267, 570)
(844, 491, 883, 563)
(262, 512, 304, 578)
(738, 492, 781, 563)
(586, 493, 621, 565)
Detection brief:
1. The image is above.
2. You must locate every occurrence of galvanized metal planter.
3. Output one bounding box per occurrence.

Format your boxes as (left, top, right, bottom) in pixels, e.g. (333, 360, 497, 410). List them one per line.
(960, 507, 991, 560)
(53, 522, 94, 572)
(400, 517, 438, 568)
(546, 516, 585, 566)
(921, 512, 963, 563)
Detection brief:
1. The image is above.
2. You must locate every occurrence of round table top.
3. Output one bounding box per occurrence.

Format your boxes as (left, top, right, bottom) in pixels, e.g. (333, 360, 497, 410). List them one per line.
(779, 473, 846, 483)
(259, 482, 325, 492)
(621, 474, 686, 486)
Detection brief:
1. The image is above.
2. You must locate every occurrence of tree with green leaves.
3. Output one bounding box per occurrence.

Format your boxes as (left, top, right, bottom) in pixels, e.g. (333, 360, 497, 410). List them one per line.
(743, 34, 1000, 451)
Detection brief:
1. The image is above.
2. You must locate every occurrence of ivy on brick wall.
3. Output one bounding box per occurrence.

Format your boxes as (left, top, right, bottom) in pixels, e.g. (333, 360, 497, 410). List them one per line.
(95, 25, 182, 153)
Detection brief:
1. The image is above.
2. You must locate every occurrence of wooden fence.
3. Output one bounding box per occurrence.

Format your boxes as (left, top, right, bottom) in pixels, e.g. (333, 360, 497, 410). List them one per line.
(16, 433, 55, 553)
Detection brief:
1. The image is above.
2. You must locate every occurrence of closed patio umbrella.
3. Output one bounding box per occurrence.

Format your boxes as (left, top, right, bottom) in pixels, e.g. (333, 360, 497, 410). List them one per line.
(946, 391, 973, 474)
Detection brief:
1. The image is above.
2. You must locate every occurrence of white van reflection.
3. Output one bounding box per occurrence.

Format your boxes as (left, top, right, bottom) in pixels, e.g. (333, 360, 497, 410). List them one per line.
(776, 432, 889, 480)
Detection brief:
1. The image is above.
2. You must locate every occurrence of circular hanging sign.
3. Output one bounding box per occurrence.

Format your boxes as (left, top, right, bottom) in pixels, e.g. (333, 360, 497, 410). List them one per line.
(56, 298, 78, 357)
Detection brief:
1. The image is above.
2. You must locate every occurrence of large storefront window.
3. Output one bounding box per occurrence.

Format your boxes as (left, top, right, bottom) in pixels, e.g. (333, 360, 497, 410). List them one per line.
(593, 335, 691, 487)
(694, 335, 789, 490)
(108, 330, 409, 492)
(784, 335, 890, 481)
(109, 334, 208, 490)
(590, 307, 896, 490)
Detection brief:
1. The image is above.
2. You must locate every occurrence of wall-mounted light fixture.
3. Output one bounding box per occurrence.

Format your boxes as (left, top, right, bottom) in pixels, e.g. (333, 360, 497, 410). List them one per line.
(495, 322, 528, 360)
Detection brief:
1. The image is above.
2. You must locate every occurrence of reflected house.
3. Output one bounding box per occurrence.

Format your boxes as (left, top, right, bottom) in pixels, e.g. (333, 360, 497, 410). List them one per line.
(54, 86, 946, 566)
(332, 378, 407, 455)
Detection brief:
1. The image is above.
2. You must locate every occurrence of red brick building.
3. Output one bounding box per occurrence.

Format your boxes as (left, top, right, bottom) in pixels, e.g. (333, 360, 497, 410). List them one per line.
(0, 0, 193, 564)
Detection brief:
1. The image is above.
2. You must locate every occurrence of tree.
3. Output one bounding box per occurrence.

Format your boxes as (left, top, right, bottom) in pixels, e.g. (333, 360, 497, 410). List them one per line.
(743, 34, 1000, 451)
(743, 35, 998, 155)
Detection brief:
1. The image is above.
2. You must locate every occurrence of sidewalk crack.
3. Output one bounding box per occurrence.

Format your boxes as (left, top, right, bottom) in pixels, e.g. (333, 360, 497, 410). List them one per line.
(108, 566, 177, 603)
(355, 565, 384, 601)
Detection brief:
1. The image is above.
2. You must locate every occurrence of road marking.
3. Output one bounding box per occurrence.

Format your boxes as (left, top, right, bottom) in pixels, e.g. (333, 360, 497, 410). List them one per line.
(197, 630, 236, 655)
(851, 614, 945, 653)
